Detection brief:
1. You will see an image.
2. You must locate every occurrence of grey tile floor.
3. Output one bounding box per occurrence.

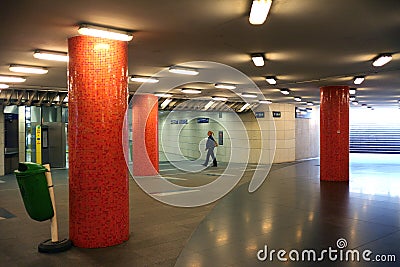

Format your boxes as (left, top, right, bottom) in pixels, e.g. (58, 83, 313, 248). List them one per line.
(0, 154, 399, 266)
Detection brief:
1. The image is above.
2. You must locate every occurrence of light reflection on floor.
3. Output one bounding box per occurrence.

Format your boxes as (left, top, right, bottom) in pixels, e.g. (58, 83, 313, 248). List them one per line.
(350, 153, 400, 197)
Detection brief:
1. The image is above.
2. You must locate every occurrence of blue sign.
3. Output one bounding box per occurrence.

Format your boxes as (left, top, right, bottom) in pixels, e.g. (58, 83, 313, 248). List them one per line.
(255, 112, 265, 118)
(197, 118, 209, 123)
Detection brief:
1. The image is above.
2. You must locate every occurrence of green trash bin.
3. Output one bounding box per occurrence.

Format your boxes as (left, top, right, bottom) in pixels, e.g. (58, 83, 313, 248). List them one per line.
(14, 162, 54, 222)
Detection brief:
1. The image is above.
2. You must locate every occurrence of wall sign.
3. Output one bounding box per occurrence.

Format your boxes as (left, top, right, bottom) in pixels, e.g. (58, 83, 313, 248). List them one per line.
(272, 111, 281, 118)
(255, 112, 265, 118)
(197, 118, 209, 123)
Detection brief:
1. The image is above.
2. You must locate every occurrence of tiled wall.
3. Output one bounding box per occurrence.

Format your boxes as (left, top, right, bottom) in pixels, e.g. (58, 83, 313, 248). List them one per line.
(295, 107, 320, 160)
(158, 103, 306, 165)
(68, 36, 129, 248)
(261, 103, 296, 163)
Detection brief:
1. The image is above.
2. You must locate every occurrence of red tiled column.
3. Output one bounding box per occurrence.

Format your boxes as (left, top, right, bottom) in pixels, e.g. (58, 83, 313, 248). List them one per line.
(132, 94, 159, 176)
(320, 86, 349, 182)
(68, 36, 129, 248)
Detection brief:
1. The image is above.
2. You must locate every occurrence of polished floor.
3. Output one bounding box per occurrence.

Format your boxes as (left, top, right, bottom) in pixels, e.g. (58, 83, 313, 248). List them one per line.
(0, 154, 399, 266)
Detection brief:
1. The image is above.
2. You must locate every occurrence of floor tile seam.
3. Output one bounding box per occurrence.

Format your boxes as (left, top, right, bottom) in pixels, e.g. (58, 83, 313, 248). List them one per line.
(351, 217, 400, 229)
(351, 229, 400, 250)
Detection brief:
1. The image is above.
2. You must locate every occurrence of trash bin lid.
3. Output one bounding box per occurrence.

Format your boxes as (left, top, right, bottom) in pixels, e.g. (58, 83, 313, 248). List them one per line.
(14, 162, 47, 176)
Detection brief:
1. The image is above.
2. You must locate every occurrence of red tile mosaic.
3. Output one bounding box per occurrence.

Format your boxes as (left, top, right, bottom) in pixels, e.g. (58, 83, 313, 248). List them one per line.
(68, 36, 129, 248)
(320, 86, 349, 182)
(131, 94, 159, 176)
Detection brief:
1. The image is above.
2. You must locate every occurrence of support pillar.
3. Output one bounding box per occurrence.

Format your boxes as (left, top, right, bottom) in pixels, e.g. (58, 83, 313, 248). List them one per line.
(320, 86, 349, 182)
(132, 94, 159, 176)
(68, 36, 129, 248)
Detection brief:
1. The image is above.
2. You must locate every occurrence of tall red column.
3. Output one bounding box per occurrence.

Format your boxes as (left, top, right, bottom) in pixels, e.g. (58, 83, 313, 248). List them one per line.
(68, 36, 129, 248)
(320, 86, 349, 182)
(132, 94, 159, 176)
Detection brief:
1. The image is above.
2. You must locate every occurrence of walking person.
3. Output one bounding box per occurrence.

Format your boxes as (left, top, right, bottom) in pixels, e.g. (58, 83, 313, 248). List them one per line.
(203, 131, 218, 167)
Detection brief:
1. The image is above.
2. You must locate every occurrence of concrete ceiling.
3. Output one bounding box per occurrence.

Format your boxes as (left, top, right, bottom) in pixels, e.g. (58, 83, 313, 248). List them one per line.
(0, 0, 399, 108)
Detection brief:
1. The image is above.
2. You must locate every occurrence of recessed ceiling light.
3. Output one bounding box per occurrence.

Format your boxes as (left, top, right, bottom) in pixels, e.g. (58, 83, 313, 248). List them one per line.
(294, 96, 302, 102)
(242, 93, 257, 98)
(130, 75, 159, 83)
(352, 101, 359, 105)
(78, 24, 133, 41)
(9, 65, 48, 74)
(214, 83, 236, 90)
(33, 50, 69, 62)
(204, 101, 215, 111)
(239, 103, 251, 112)
(372, 53, 392, 67)
(168, 66, 199, 75)
(249, 0, 273, 25)
(259, 100, 272, 104)
(181, 88, 201, 94)
(0, 75, 26, 83)
(349, 88, 357, 95)
(280, 89, 290, 95)
(353, 76, 365, 85)
(160, 98, 172, 109)
(265, 76, 277, 85)
(212, 96, 228, 101)
(251, 54, 265, 67)
(361, 104, 368, 108)
(0, 84, 9, 89)
(307, 102, 313, 106)
(350, 96, 356, 101)
(154, 93, 172, 98)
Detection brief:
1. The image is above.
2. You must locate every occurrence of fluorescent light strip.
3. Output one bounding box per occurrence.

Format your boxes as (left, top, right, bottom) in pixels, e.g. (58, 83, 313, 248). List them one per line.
(78, 24, 133, 41)
(160, 98, 172, 109)
(307, 102, 313, 106)
(280, 89, 289, 95)
(0, 84, 9, 89)
(0, 75, 26, 83)
(249, 0, 273, 25)
(251, 54, 265, 67)
(239, 103, 251, 112)
(169, 66, 199, 75)
(265, 76, 277, 85)
(242, 93, 257, 98)
(214, 83, 236, 90)
(259, 100, 272, 104)
(181, 88, 201, 94)
(354, 76, 365, 85)
(372, 54, 392, 67)
(350, 96, 356, 101)
(204, 101, 215, 111)
(294, 97, 302, 102)
(155, 93, 172, 98)
(212, 97, 228, 101)
(352, 101, 359, 105)
(130, 76, 159, 83)
(349, 88, 357, 95)
(9, 65, 48, 75)
(33, 50, 68, 62)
